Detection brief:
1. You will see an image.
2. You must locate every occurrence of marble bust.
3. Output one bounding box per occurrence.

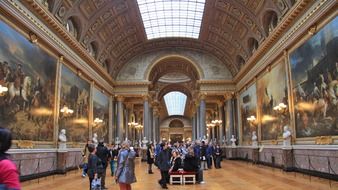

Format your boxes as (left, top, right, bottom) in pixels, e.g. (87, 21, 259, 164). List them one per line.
(230, 135, 236, 147)
(142, 137, 148, 149)
(92, 133, 98, 146)
(115, 137, 121, 145)
(283, 125, 291, 147)
(252, 131, 258, 147)
(58, 129, 67, 149)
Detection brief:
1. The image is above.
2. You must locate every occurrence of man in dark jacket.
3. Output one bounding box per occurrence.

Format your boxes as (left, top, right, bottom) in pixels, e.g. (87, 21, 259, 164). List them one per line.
(96, 139, 109, 190)
(157, 142, 171, 189)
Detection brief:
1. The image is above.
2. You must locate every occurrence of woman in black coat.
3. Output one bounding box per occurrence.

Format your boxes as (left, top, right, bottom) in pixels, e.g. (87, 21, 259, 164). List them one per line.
(169, 150, 182, 173)
(146, 144, 155, 174)
(183, 146, 203, 183)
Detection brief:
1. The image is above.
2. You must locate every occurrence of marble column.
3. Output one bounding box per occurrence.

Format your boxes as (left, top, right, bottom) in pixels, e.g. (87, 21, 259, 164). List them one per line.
(143, 95, 150, 141)
(124, 106, 129, 140)
(116, 96, 124, 142)
(199, 95, 206, 139)
(225, 98, 233, 145)
(149, 106, 153, 142)
(192, 113, 196, 141)
(196, 104, 200, 140)
(108, 96, 113, 144)
(218, 101, 224, 145)
(153, 106, 160, 143)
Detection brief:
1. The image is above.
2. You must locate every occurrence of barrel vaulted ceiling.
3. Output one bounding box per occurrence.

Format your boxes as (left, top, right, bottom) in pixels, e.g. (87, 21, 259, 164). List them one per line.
(45, 0, 296, 79)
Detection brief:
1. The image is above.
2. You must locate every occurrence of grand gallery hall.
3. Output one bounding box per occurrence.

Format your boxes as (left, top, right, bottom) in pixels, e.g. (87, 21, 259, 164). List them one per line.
(0, 0, 337, 190)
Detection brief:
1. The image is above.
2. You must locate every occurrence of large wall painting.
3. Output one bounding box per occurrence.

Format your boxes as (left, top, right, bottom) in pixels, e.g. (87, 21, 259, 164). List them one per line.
(0, 20, 56, 141)
(92, 87, 109, 143)
(239, 84, 257, 145)
(290, 16, 338, 138)
(59, 65, 89, 142)
(257, 61, 289, 140)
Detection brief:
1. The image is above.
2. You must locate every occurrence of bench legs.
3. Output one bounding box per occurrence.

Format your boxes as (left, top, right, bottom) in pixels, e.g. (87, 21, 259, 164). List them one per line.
(183, 175, 196, 184)
(169, 175, 182, 184)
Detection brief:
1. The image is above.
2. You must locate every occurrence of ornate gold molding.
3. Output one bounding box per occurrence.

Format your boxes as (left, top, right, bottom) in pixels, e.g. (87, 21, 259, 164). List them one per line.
(7, 0, 114, 86)
(17, 140, 34, 149)
(315, 136, 333, 145)
(234, 0, 318, 83)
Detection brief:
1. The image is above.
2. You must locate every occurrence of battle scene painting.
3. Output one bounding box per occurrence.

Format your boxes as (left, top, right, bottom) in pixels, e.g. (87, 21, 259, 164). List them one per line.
(0, 20, 56, 141)
(92, 87, 109, 143)
(59, 65, 89, 142)
(257, 61, 289, 140)
(239, 84, 257, 145)
(290, 16, 338, 138)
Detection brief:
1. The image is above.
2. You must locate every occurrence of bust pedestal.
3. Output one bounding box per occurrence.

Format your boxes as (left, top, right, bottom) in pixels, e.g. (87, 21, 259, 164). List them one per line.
(141, 148, 147, 162)
(225, 146, 237, 159)
(56, 149, 68, 174)
(252, 147, 259, 164)
(282, 147, 293, 171)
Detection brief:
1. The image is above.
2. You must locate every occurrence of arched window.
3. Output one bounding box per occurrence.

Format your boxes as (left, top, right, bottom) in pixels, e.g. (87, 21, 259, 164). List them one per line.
(87, 42, 98, 58)
(66, 17, 79, 39)
(236, 55, 245, 69)
(248, 38, 259, 54)
(104, 59, 111, 74)
(263, 11, 278, 35)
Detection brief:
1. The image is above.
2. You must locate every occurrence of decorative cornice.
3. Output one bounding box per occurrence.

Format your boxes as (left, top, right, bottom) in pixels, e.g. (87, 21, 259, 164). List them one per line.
(17, 0, 114, 85)
(234, 0, 313, 83)
(114, 81, 152, 87)
(197, 79, 235, 85)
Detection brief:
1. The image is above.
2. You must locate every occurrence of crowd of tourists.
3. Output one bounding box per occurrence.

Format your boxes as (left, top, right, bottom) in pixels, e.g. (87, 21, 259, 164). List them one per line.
(147, 140, 223, 189)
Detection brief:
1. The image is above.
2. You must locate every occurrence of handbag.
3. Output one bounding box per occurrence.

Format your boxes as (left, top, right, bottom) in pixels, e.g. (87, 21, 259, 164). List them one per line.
(91, 178, 101, 190)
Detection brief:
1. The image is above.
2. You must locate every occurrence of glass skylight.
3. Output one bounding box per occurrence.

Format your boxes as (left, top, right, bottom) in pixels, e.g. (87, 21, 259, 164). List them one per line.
(164, 91, 187, 116)
(136, 0, 205, 39)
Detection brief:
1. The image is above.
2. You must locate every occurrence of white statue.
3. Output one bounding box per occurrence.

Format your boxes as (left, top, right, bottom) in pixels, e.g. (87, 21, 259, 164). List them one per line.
(142, 137, 148, 149)
(58, 129, 67, 149)
(252, 131, 258, 147)
(230, 135, 236, 147)
(92, 133, 98, 146)
(283, 125, 291, 147)
(115, 137, 121, 145)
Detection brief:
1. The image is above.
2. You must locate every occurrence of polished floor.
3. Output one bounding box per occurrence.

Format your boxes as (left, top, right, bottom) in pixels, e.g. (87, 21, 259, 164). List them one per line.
(22, 159, 338, 190)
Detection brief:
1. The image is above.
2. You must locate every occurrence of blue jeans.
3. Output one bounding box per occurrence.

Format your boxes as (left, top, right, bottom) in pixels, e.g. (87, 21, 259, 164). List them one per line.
(110, 160, 115, 175)
(82, 163, 88, 176)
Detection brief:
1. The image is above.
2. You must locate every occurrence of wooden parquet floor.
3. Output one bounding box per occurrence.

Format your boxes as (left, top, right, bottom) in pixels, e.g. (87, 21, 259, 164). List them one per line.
(21, 159, 338, 190)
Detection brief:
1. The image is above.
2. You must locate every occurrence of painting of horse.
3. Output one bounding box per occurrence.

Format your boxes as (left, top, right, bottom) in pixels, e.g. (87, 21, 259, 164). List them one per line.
(0, 20, 57, 141)
(290, 16, 338, 138)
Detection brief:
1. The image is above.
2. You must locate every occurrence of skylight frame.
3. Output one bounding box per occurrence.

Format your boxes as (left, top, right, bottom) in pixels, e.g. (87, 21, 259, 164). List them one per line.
(137, 0, 206, 39)
(164, 91, 187, 116)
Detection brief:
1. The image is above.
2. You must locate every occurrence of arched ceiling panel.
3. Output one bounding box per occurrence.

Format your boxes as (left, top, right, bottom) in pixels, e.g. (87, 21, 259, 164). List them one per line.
(46, 0, 295, 79)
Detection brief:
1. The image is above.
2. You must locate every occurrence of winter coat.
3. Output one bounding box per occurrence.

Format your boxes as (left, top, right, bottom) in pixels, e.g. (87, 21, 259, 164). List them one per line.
(170, 157, 182, 172)
(147, 148, 154, 164)
(87, 154, 104, 178)
(183, 155, 199, 172)
(158, 148, 171, 171)
(115, 149, 137, 184)
(96, 143, 109, 168)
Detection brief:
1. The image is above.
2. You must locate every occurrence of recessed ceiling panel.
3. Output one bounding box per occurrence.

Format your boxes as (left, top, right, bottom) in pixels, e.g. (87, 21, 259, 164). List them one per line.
(137, 0, 205, 39)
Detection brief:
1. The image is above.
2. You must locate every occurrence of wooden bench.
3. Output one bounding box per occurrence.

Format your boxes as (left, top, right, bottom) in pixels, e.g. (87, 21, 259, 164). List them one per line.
(169, 171, 196, 185)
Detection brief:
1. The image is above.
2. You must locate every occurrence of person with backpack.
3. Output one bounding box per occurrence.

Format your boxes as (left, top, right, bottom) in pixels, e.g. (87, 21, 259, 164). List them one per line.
(95, 139, 109, 190)
(115, 141, 137, 190)
(0, 127, 21, 190)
